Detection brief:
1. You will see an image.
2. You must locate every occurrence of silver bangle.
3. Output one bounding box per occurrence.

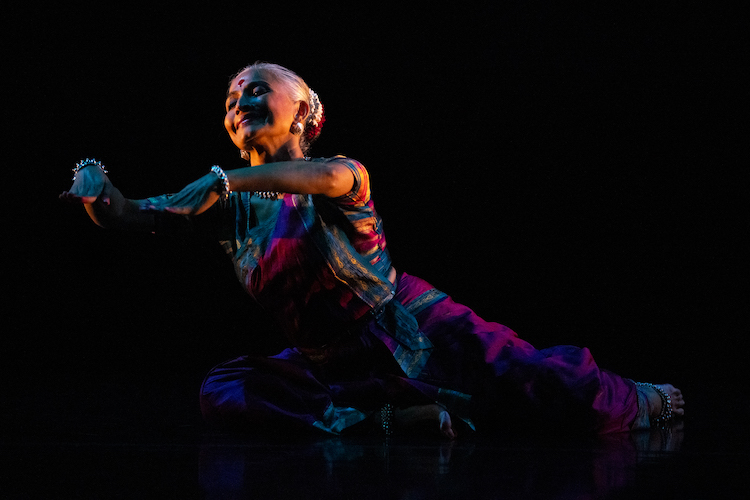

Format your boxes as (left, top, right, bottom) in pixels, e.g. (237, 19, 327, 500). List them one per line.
(210, 165, 231, 199)
(72, 158, 108, 181)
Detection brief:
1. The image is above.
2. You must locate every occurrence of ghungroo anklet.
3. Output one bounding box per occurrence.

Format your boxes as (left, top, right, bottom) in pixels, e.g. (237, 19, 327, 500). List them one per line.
(381, 403, 394, 436)
(636, 382, 673, 428)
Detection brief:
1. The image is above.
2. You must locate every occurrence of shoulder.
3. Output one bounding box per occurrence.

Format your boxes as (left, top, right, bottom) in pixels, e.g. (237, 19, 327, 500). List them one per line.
(311, 155, 368, 176)
(312, 156, 371, 206)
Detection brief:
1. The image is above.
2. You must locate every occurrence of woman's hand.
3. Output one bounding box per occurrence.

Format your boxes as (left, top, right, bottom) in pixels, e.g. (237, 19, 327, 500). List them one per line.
(60, 165, 154, 230)
(59, 164, 112, 205)
(140, 172, 220, 215)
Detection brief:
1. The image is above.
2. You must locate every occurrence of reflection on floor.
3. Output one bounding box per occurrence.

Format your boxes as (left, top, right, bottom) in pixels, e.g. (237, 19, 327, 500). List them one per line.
(1, 377, 747, 498)
(2, 420, 747, 499)
(196, 427, 682, 499)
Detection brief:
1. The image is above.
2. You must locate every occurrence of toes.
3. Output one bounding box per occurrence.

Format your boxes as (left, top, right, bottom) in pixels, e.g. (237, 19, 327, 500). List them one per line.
(395, 404, 456, 439)
(657, 384, 684, 404)
(439, 410, 456, 440)
(656, 383, 686, 418)
(639, 383, 686, 422)
(658, 383, 677, 394)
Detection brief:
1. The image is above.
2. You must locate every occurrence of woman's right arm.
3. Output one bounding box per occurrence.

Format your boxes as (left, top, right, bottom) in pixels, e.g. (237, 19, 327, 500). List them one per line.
(59, 164, 155, 232)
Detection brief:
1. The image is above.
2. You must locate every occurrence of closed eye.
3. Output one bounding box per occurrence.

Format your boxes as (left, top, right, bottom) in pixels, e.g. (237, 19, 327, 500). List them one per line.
(249, 85, 268, 97)
(226, 80, 270, 111)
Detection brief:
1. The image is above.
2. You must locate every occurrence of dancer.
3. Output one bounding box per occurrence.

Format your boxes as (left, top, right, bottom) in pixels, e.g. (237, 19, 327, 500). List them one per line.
(61, 62, 684, 438)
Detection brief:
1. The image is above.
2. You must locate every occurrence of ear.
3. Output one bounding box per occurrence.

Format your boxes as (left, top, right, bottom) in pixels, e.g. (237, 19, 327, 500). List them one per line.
(294, 100, 310, 122)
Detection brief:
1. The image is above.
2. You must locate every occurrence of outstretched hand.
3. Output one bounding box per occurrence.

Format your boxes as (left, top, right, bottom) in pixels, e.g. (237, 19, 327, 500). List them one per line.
(59, 165, 112, 205)
(139, 172, 221, 215)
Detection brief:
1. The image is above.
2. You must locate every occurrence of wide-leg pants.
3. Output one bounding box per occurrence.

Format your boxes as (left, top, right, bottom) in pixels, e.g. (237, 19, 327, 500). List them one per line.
(200, 273, 638, 435)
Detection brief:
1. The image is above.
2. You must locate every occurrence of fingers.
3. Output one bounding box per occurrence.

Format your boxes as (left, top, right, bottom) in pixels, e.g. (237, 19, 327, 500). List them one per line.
(139, 197, 167, 212)
(100, 178, 113, 206)
(59, 191, 81, 203)
(59, 191, 98, 204)
(138, 194, 216, 215)
(165, 207, 194, 215)
(139, 202, 193, 215)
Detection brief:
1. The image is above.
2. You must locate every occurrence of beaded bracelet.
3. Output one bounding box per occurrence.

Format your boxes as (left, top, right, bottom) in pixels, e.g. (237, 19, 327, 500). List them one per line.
(72, 158, 108, 181)
(254, 191, 283, 200)
(381, 403, 394, 436)
(636, 382, 673, 428)
(210, 165, 231, 200)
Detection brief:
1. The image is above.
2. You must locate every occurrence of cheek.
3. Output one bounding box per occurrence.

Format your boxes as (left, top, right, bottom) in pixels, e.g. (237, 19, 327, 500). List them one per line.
(224, 112, 235, 135)
(267, 97, 291, 125)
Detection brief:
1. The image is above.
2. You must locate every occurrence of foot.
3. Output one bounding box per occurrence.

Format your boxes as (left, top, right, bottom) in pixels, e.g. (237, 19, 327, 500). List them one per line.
(640, 383, 685, 425)
(393, 404, 457, 440)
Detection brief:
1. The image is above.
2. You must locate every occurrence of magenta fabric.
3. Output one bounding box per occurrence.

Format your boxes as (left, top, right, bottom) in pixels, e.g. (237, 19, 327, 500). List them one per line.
(200, 272, 638, 435)
(201, 157, 638, 435)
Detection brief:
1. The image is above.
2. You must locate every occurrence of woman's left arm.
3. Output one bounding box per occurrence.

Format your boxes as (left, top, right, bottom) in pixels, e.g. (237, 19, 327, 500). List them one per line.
(143, 159, 354, 215)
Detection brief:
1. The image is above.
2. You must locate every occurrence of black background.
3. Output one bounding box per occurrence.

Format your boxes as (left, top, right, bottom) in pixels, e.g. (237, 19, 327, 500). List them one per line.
(2, 3, 745, 434)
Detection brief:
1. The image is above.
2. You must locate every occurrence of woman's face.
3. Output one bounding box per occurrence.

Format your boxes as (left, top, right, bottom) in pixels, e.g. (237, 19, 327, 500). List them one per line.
(224, 69, 300, 153)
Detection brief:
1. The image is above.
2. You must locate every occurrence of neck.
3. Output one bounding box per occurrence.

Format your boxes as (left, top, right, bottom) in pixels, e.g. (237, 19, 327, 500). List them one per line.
(246, 138, 305, 166)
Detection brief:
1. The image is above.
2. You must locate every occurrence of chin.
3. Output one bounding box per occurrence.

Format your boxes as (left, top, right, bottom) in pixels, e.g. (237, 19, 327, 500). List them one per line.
(232, 134, 255, 151)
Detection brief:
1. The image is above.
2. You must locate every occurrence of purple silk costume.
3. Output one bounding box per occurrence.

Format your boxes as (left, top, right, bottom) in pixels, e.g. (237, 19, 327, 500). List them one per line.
(199, 157, 638, 435)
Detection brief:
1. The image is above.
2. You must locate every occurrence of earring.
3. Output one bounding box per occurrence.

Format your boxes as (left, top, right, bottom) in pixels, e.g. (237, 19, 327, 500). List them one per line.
(291, 121, 304, 135)
(240, 150, 250, 161)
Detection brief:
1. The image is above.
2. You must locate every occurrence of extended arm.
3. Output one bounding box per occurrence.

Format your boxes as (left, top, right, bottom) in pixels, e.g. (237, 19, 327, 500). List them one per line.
(59, 164, 155, 231)
(62, 158, 355, 222)
(141, 159, 355, 215)
(85, 185, 156, 232)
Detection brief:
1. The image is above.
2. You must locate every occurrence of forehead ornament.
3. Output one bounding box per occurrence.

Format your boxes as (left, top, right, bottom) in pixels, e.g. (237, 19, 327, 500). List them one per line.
(237, 78, 245, 87)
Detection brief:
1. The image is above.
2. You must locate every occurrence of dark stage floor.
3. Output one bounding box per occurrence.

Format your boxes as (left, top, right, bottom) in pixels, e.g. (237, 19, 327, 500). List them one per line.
(1, 380, 747, 499)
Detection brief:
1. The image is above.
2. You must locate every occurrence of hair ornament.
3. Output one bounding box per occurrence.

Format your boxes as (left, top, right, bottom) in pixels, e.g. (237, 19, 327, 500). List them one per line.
(305, 89, 325, 142)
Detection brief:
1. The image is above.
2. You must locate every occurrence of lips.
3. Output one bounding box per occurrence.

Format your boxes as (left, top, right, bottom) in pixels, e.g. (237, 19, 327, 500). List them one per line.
(235, 113, 262, 130)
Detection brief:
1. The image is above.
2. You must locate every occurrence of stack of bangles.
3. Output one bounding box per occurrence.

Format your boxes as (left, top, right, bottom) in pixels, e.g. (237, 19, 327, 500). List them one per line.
(636, 382, 673, 428)
(72, 158, 108, 181)
(210, 165, 231, 200)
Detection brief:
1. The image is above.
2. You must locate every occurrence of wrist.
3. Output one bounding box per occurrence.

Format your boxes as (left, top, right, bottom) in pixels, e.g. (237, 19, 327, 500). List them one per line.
(72, 158, 108, 181)
(210, 165, 231, 199)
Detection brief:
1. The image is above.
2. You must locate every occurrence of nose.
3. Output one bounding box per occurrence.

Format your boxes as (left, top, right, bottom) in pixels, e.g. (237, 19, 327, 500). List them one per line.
(235, 93, 253, 114)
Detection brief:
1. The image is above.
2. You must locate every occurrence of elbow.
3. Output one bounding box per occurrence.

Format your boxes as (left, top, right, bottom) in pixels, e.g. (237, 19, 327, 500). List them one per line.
(316, 163, 353, 198)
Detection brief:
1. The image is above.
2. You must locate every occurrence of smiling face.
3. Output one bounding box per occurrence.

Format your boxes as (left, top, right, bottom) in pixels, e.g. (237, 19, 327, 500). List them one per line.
(224, 69, 302, 157)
